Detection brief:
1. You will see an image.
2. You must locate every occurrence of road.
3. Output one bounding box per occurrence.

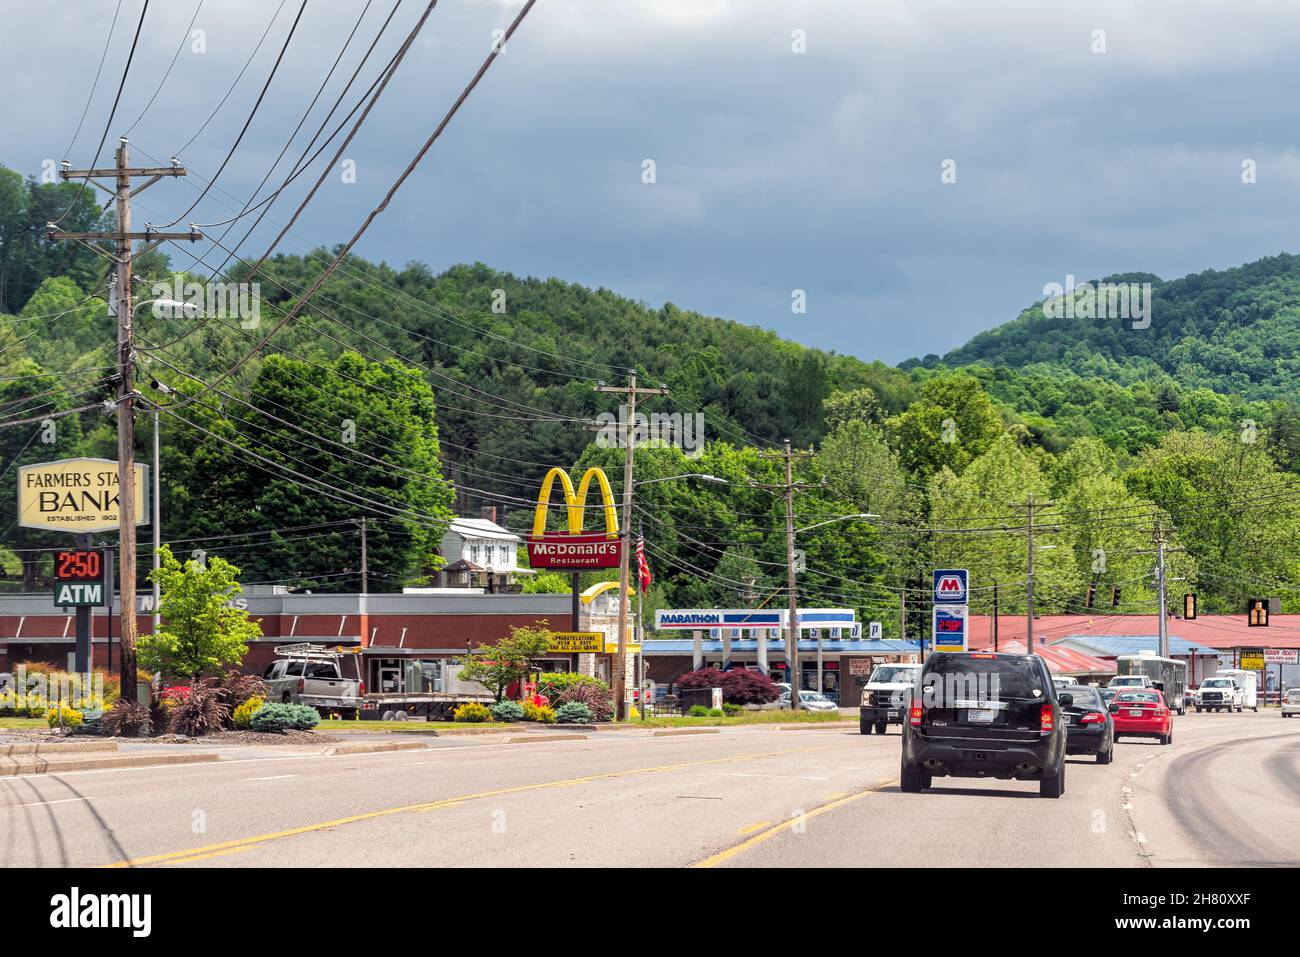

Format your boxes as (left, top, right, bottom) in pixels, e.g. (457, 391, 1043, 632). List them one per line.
(0, 711, 1295, 867)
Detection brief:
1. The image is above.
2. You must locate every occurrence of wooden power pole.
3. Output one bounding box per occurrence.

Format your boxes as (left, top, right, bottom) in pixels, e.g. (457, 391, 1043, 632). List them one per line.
(49, 139, 200, 689)
(594, 370, 668, 720)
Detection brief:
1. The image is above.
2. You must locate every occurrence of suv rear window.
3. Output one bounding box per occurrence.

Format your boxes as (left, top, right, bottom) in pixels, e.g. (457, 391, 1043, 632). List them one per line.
(921, 655, 1046, 705)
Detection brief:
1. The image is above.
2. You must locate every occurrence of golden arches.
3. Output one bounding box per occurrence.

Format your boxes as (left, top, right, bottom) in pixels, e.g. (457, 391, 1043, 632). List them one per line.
(531, 466, 619, 539)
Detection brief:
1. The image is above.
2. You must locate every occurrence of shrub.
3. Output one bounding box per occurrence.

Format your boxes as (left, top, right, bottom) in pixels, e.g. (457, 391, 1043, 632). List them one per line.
(553, 682, 614, 722)
(45, 706, 83, 729)
(217, 672, 268, 713)
(101, 699, 152, 737)
(720, 668, 779, 705)
(536, 672, 608, 700)
(722, 702, 745, 716)
(554, 701, 592, 724)
(250, 702, 320, 732)
(687, 704, 714, 717)
(232, 696, 265, 729)
(168, 684, 230, 737)
(676, 668, 725, 690)
(490, 700, 525, 723)
(522, 702, 556, 724)
(453, 702, 493, 723)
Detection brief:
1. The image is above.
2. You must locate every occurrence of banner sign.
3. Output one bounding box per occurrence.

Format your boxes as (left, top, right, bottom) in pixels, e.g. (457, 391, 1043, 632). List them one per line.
(655, 609, 786, 631)
(1264, 648, 1299, 665)
(18, 458, 148, 533)
(526, 467, 623, 570)
(547, 632, 605, 654)
(1239, 650, 1265, 671)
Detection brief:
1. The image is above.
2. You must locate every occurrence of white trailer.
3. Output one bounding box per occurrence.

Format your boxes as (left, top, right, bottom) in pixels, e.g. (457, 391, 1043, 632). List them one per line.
(1215, 668, 1260, 712)
(1116, 651, 1187, 715)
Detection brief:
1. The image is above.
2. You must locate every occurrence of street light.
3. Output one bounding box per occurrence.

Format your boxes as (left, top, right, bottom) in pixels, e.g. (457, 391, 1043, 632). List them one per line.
(795, 513, 879, 535)
(633, 473, 726, 487)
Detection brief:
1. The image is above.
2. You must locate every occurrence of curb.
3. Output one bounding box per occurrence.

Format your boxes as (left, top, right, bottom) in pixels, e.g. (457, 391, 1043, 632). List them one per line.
(0, 739, 120, 756)
(0, 751, 219, 777)
(778, 722, 855, 730)
(504, 733, 588, 744)
(653, 728, 721, 737)
(324, 741, 428, 756)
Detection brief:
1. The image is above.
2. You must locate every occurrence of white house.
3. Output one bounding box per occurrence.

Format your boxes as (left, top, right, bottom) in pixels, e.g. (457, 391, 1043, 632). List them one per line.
(435, 508, 528, 592)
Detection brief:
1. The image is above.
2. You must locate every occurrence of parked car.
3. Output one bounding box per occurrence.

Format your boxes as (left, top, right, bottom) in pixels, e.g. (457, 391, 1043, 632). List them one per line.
(263, 644, 363, 718)
(1110, 689, 1173, 745)
(1059, 684, 1114, 764)
(780, 690, 839, 713)
(900, 651, 1068, 799)
(1281, 688, 1300, 718)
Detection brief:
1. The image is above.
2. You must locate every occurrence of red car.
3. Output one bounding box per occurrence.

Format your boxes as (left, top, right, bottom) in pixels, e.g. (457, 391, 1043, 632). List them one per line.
(1110, 689, 1173, 745)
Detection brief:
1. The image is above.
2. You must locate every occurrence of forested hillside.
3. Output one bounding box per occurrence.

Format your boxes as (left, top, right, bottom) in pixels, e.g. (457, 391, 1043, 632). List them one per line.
(4, 163, 1300, 626)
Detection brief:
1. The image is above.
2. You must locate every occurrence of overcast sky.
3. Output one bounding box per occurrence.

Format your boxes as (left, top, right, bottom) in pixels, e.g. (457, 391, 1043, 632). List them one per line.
(5, 0, 1300, 364)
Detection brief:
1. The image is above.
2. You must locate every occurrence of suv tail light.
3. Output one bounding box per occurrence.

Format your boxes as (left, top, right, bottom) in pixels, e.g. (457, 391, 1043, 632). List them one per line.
(909, 697, 923, 727)
(1040, 703, 1054, 732)
(296, 678, 304, 694)
(1079, 711, 1105, 724)
(359, 681, 366, 697)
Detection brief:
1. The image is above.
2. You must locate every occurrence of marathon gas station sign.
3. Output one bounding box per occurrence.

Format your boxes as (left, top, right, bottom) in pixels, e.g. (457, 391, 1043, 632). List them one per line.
(17, 458, 148, 533)
(655, 609, 787, 631)
(526, 466, 623, 570)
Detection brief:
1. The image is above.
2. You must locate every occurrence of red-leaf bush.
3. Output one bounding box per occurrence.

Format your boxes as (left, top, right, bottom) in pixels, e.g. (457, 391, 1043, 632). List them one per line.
(554, 682, 614, 722)
(720, 668, 779, 705)
(168, 683, 230, 737)
(101, 698, 152, 737)
(676, 668, 725, 690)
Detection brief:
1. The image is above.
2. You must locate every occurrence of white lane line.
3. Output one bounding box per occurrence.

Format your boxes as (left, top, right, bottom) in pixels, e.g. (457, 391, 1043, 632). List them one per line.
(1, 796, 90, 810)
(244, 774, 297, 782)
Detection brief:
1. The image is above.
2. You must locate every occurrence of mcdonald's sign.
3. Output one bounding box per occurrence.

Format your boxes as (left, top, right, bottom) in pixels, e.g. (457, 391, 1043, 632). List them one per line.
(526, 466, 624, 570)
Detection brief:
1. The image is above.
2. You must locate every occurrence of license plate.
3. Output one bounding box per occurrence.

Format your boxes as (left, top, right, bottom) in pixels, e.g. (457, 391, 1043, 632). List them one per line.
(888, 710, 899, 718)
(967, 708, 996, 723)
(1129, 709, 1143, 717)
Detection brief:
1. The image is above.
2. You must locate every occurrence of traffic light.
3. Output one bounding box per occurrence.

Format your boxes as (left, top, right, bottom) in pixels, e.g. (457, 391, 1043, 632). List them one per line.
(1085, 583, 1096, 609)
(1110, 585, 1121, 609)
(1183, 593, 1197, 620)
(1247, 598, 1269, 627)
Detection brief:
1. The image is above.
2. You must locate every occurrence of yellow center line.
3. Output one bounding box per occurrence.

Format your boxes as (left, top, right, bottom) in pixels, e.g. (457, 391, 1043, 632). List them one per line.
(694, 778, 898, 868)
(737, 821, 772, 835)
(163, 844, 261, 866)
(102, 743, 854, 868)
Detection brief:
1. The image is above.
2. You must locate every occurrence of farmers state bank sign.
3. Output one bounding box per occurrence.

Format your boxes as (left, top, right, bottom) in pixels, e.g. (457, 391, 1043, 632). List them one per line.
(17, 458, 149, 533)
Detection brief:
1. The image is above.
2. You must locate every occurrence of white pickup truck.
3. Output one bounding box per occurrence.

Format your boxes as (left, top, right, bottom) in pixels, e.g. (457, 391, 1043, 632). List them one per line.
(859, 663, 921, 735)
(263, 644, 364, 718)
(1194, 676, 1244, 713)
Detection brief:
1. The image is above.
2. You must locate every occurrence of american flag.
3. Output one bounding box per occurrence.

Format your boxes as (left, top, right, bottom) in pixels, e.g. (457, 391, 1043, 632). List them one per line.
(635, 535, 652, 592)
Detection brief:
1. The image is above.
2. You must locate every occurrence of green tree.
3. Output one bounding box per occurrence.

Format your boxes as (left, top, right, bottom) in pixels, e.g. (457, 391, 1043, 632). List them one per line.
(457, 621, 553, 702)
(141, 545, 263, 678)
(889, 371, 1003, 481)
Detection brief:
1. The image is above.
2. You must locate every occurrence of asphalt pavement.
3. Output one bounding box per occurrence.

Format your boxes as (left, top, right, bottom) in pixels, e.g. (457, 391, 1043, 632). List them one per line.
(0, 710, 1294, 867)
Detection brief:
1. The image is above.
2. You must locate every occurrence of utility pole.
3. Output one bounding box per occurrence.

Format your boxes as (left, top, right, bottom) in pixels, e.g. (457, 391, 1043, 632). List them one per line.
(50, 139, 200, 690)
(359, 516, 368, 596)
(1134, 517, 1182, 660)
(594, 370, 668, 720)
(1026, 493, 1036, 655)
(1015, 493, 1057, 656)
(756, 440, 818, 709)
(992, 581, 999, 652)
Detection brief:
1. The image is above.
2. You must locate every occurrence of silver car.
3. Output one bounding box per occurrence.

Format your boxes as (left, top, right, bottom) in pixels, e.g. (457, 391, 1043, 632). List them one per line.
(780, 690, 840, 713)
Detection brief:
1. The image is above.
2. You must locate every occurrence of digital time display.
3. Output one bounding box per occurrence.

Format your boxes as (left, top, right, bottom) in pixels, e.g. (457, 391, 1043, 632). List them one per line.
(54, 549, 105, 583)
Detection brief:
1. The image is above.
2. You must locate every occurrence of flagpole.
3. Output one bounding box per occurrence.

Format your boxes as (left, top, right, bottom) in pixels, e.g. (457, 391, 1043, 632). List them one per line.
(637, 522, 647, 721)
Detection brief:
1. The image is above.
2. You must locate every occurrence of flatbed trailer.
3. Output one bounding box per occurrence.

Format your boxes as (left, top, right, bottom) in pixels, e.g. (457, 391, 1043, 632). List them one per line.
(360, 691, 495, 721)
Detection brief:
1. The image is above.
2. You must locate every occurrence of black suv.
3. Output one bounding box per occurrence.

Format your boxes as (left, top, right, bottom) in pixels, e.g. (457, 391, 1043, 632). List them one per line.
(900, 651, 1068, 798)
